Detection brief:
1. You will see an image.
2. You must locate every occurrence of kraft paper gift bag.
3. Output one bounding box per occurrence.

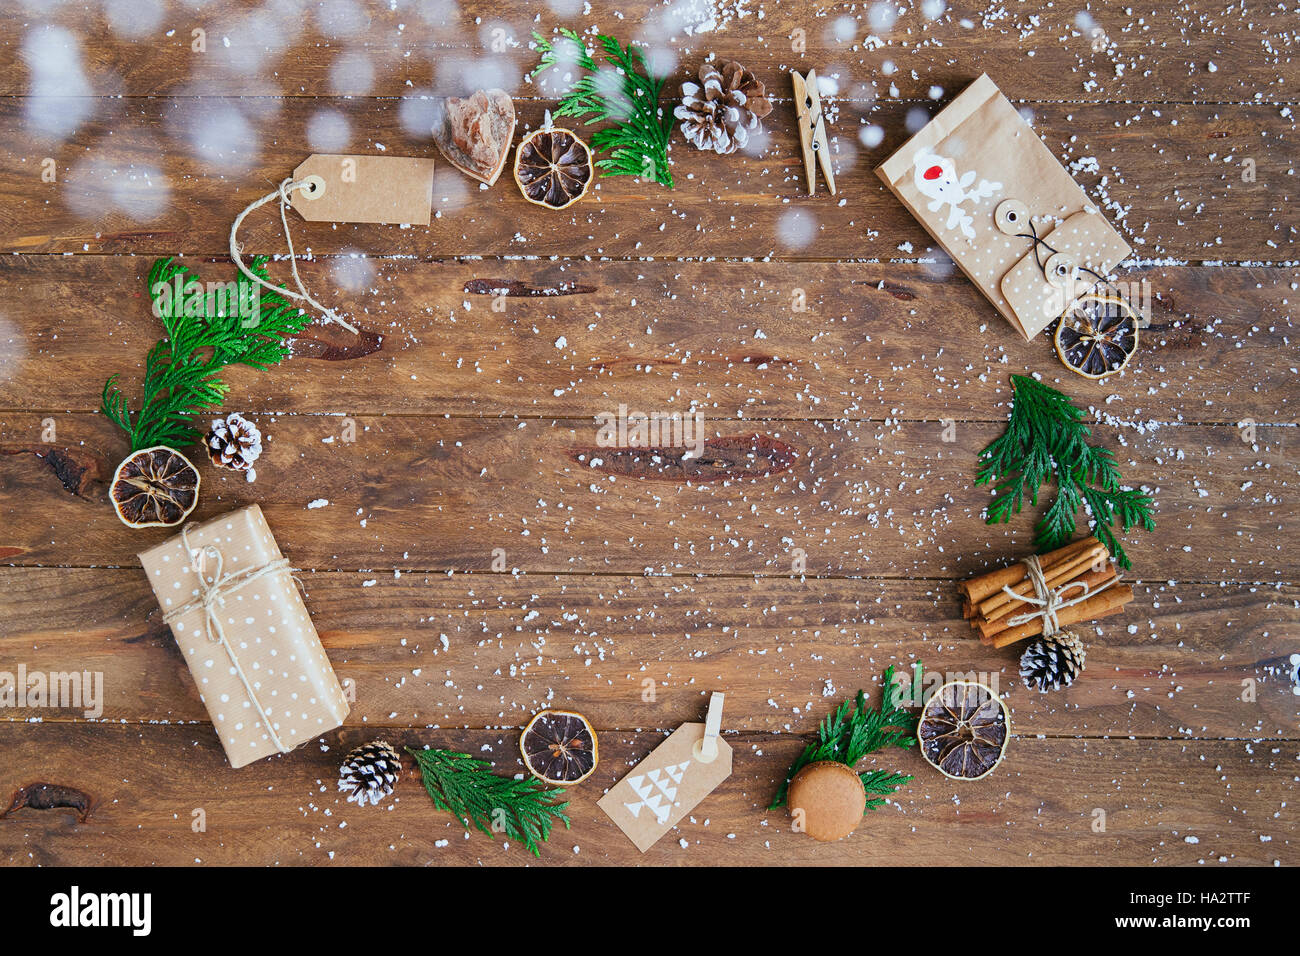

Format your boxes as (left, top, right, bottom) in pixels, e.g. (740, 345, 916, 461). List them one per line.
(139, 504, 349, 768)
(876, 74, 1131, 340)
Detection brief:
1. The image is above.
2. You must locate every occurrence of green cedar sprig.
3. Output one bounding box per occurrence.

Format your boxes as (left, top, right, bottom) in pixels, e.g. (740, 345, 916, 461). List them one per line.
(406, 747, 570, 857)
(532, 28, 674, 188)
(976, 374, 1156, 568)
(101, 256, 311, 452)
(769, 663, 919, 813)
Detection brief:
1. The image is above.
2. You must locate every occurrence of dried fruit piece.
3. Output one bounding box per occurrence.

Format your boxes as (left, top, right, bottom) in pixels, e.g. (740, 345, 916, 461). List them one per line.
(433, 89, 517, 185)
(1054, 293, 1140, 380)
(513, 120, 593, 210)
(520, 709, 598, 785)
(110, 446, 200, 528)
(917, 681, 1009, 781)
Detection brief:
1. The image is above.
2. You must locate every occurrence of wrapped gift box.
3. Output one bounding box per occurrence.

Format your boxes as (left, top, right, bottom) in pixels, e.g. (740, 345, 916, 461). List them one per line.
(138, 504, 349, 768)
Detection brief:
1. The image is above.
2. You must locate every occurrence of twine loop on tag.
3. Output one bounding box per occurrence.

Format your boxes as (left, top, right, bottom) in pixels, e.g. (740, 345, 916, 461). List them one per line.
(230, 177, 358, 334)
(1001, 553, 1117, 638)
(162, 524, 301, 753)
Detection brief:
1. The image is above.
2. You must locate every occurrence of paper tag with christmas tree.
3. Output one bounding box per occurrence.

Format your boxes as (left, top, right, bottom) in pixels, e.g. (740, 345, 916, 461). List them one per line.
(598, 693, 731, 852)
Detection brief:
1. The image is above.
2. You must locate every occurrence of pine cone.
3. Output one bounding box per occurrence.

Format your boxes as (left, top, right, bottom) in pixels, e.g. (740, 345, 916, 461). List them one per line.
(205, 413, 262, 482)
(674, 60, 773, 155)
(1020, 632, 1087, 692)
(338, 740, 402, 806)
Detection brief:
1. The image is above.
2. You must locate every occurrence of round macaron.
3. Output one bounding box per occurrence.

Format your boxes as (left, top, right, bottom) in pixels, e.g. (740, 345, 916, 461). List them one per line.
(786, 760, 867, 842)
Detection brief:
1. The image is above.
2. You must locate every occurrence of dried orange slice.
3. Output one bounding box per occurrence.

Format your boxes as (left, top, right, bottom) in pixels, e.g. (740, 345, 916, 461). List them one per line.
(1054, 293, 1140, 379)
(513, 122, 593, 210)
(520, 709, 598, 785)
(917, 681, 1009, 781)
(110, 446, 200, 528)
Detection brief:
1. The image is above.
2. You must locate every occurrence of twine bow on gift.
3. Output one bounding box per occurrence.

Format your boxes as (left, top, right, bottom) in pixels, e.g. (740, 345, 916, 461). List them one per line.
(1000, 553, 1118, 637)
(161, 525, 297, 754)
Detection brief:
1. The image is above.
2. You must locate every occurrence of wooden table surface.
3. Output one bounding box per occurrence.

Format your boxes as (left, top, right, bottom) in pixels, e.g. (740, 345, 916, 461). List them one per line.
(0, 0, 1296, 867)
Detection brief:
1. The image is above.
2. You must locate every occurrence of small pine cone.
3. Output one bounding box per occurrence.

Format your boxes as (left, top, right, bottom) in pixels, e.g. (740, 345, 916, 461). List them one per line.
(338, 740, 402, 806)
(1020, 632, 1087, 692)
(674, 59, 773, 155)
(205, 413, 262, 482)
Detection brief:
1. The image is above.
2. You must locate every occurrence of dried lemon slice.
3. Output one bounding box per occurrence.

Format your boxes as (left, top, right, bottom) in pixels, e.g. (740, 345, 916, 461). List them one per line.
(110, 446, 200, 528)
(917, 681, 1009, 781)
(513, 122, 593, 210)
(1054, 293, 1140, 380)
(520, 709, 598, 785)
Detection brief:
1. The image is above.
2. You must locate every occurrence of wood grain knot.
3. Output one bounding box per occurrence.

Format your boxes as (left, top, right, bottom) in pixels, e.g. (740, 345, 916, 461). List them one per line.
(875, 280, 916, 301)
(291, 328, 384, 361)
(2, 783, 95, 823)
(1134, 292, 1198, 335)
(1, 445, 106, 498)
(464, 278, 596, 297)
(570, 434, 798, 481)
(734, 354, 798, 369)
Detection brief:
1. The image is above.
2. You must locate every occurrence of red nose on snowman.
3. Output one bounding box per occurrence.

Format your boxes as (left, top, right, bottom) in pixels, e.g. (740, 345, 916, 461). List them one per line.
(923, 165, 943, 180)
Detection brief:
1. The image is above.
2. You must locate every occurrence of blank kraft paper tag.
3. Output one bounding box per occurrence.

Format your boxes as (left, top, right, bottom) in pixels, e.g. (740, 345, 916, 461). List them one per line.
(289, 154, 435, 225)
(598, 721, 732, 852)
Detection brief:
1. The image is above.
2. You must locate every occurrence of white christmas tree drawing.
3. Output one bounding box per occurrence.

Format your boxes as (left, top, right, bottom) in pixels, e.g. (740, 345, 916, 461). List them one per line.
(623, 760, 691, 825)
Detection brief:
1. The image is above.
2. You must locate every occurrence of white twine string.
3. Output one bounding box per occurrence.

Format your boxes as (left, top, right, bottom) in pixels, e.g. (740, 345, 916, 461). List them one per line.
(162, 525, 302, 754)
(229, 177, 359, 334)
(1001, 553, 1117, 637)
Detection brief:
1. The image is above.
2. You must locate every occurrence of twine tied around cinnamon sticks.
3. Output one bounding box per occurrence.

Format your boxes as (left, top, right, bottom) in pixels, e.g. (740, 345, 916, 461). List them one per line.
(959, 536, 1134, 649)
(161, 524, 299, 754)
(1001, 552, 1117, 636)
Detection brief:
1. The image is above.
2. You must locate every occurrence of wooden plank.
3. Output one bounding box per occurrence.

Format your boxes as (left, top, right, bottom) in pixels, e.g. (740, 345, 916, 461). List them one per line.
(2, 0, 1293, 104)
(0, 256, 1295, 424)
(0, 569, 1295, 738)
(0, 97, 1292, 260)
(0, 725, 1293, 865)
(0, 413, 1292, 579)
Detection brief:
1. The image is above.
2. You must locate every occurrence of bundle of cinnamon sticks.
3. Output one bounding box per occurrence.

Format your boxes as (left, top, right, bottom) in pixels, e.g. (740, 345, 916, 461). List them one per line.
(958, 536, 1134, 649)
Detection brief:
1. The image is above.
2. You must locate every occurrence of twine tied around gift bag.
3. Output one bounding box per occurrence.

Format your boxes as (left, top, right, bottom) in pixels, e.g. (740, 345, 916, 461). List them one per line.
(1016, 220, 1108, 288)
(1000, 553, 1118, 637)
(161, 525, 302, 754)
(229, 177, 359, 334)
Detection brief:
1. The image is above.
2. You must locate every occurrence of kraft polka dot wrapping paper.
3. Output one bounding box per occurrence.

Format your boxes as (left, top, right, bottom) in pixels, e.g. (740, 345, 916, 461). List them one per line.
(138, 504, 350, 769)
(876, 74, 1131, 341)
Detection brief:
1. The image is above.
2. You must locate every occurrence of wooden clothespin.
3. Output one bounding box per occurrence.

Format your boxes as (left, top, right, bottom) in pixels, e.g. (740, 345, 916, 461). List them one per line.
(792, 69, 836, 196)
(693, 692, 725, 763)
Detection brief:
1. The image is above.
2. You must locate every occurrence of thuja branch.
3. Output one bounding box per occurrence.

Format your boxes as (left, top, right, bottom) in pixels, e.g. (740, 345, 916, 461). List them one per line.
(770, 663, 919, 813)
(406, 747, 570, 857)
(101, 257, 310, 452)
(532, 28, 674, 188)
(976, 375, 1155, 568)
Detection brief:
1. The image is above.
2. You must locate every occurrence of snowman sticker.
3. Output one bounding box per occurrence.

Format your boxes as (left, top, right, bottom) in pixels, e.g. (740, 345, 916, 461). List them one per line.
(913, 147, 1002, 239)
